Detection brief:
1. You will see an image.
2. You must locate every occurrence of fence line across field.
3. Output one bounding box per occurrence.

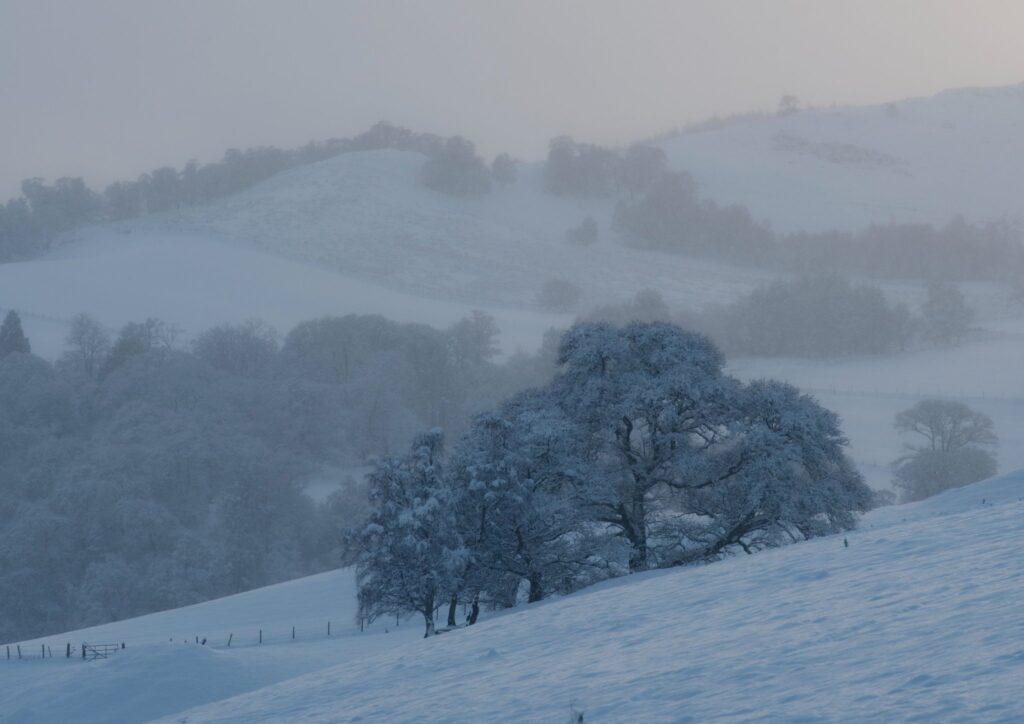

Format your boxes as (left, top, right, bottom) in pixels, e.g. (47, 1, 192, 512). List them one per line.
(2, 620, 343, 663)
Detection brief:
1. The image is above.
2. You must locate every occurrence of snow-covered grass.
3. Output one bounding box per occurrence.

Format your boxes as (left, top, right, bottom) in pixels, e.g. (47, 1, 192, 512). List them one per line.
(4, 471, 1021, 723)
(2, 570, 422, 724)
(0, 229, 575, 361)
(116, 150, 782, 313)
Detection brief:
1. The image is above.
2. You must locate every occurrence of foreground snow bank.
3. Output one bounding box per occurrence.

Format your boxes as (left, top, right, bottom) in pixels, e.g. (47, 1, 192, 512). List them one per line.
(863, 467, 1024, 529)
(165, 480, 1023, 722)
(5, 473, 1020, 723)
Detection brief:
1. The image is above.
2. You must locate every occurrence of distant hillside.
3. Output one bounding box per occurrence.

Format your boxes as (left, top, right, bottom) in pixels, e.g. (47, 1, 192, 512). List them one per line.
(122, 148, 777, 310)
(657, 83, 1024, 232)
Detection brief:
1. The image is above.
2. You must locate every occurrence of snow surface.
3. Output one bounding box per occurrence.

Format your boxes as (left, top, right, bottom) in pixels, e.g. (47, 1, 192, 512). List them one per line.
(3, 471, 1021, 723)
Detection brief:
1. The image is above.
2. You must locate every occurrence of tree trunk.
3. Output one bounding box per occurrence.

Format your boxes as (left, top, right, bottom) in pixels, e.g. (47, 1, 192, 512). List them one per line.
(447, 593, 458, 628)
(627, 495, 649, 572)
(422, 593, 435, 638)
(528, 573, 544, 603)
(468, 594, 480, 625)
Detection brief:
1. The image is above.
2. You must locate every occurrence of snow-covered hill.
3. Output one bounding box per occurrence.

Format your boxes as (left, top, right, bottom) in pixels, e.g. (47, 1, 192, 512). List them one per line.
(4, 471, 1021, 723)
(660, 83, 1024, 232)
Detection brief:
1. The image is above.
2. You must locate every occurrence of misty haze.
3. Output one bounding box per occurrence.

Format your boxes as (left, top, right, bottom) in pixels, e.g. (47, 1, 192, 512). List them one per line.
(0, 2, 1022, 722)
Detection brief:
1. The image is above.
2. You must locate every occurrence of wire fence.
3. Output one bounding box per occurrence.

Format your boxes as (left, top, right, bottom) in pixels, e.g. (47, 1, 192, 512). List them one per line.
(2, 621, 344, 663)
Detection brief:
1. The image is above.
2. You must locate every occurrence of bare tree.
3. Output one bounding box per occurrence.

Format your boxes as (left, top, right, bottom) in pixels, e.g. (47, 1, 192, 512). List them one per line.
(891, 400, 997, 502)
(894, 399, 996, 453)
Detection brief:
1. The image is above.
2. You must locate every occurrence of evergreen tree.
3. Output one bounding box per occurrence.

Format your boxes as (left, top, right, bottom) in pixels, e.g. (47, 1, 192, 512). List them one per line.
(0, 310, 30, 357)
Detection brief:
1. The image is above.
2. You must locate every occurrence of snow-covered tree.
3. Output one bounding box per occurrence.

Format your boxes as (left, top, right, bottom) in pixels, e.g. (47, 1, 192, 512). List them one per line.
(355, 431, 463, 637)
(60, 313, 110, 379)
(192, 320, 278, 378)
(531, 323, 869, 571)
(550, 322, 738, 570)
(669, 380, 872, 561)
(102, 318, 178, 376)
(450, 397, 596, 608)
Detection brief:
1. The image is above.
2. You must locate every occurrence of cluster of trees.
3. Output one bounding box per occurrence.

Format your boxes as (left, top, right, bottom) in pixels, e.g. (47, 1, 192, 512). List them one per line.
(613, 177, 1023, 282)
(541, 135, 776, 264)
(537, 279, 582, 312)
(0, 309, 552, 642)
(544, 137, 667, 198)
(587, 277, 973, 360)
(543, 136, 1023, 284)
(780, 218, 1024, 283)
(698, 276, 914, 358)
(890, 400, 998, 503)
(421, 136, 493, 196)
(355, 322, 874, 636)
(613, 171, 776, 264)
(0, 122, 515, 262)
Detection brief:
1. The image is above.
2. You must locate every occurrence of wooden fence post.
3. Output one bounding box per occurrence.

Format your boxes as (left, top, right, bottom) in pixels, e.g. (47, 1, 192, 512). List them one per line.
(41, 644, 45, 658)
(227, 633, 233, 647)
(291, 626, 295, 640)
(259, 629, 262, 644)
(16, 645, 21, 659)
(327, 621, 331, 636)
(82, 644, 86, 660)
(6, 645, 9, 659)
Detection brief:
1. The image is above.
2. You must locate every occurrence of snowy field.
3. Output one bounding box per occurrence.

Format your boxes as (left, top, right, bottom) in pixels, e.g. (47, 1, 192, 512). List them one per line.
(3, 470, 1021, 723)
(0, 230, 574, 362)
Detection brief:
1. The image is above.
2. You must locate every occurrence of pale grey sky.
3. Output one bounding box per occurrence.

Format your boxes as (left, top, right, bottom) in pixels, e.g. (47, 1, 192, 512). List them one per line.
(2, 0, 1023, 198)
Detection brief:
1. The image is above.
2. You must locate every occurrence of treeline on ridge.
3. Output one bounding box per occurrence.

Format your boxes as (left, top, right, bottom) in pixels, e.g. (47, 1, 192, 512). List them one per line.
(0, 122, 510, 262)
